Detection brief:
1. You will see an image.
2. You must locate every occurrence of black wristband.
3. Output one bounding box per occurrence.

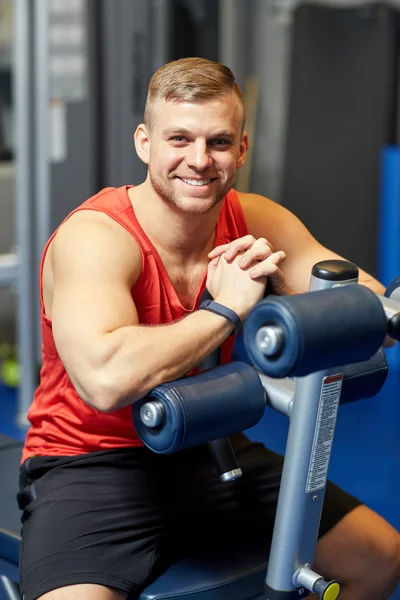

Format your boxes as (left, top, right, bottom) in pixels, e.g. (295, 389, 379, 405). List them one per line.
(199, 300, 242, 334)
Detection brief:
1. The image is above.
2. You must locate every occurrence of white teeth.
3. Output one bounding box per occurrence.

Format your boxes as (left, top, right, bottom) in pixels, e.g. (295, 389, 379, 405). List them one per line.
(181, 178, 212, 186)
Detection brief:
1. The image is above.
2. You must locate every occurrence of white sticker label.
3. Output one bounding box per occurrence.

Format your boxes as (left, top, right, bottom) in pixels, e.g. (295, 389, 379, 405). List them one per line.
(306, 374, 343, 494)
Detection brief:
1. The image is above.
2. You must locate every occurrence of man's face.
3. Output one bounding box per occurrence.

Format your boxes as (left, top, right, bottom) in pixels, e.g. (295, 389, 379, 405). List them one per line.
(140, 94, 248, 214)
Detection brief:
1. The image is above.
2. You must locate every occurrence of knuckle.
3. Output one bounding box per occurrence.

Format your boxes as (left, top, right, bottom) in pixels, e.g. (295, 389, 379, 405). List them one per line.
(260, 237, 274, 250)
(244, 235, 256, 245)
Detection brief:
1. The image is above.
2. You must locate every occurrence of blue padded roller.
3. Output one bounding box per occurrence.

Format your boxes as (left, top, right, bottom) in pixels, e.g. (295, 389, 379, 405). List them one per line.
(385, 277, 400, 300)
(341, 349, 388, 404)
(244, 285, 387, 378)
(133, 362, 266, 454)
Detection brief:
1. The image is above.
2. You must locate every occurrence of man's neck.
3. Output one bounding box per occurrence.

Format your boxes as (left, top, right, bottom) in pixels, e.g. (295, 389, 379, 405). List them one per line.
(128, 182, 222, 264)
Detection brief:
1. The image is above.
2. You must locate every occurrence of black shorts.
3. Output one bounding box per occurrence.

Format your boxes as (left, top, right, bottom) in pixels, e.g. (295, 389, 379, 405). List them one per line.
(17, 434, 361, 600)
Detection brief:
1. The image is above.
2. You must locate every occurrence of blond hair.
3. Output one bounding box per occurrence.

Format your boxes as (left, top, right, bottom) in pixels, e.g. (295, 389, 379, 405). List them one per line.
(144, 57, 245, 129)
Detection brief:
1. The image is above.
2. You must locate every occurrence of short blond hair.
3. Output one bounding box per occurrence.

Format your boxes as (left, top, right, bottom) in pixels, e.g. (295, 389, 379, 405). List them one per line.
(144, 57, 245, 130)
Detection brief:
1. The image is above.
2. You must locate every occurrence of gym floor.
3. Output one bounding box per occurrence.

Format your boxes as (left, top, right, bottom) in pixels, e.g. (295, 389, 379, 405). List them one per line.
(1, 361, 399, 599)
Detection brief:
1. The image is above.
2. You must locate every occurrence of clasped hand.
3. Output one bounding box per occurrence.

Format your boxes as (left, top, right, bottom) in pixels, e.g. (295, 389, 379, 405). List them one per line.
(206, 235, 293, 320)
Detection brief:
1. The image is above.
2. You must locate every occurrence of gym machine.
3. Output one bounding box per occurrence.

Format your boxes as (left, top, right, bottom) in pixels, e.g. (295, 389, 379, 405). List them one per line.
(133, 260, 398, 600)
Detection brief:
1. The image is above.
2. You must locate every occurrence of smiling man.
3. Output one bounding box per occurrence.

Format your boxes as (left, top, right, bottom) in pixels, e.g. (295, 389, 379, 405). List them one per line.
(17, 57, 399, 600)
(138, 73, 246, 215)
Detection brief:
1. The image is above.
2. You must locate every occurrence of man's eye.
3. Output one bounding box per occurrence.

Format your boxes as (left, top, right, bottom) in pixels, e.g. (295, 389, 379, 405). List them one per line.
(211, 139, 230, 146)
(172, 136, 186, 142)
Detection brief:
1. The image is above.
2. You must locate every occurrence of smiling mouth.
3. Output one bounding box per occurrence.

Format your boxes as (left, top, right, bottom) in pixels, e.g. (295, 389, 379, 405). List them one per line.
(178, 177, 215, 187)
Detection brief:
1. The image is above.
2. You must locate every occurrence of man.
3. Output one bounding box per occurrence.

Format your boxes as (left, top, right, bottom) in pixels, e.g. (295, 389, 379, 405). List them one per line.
(18, 57, 399, 600)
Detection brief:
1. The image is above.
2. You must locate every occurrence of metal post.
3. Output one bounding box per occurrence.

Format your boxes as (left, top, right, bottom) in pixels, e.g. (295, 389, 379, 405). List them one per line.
(0, 576, 20, 600)
(34, 0, 51, 364)
(265, 367, 343, 594)
(259, 373, 294, 416)
(34, 0, 51, 270)
(13, 0, 36, 425)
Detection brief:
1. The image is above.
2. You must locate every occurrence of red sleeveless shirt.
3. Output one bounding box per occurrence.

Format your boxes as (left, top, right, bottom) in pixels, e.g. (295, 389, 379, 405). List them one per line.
(22, 186, 249, 462)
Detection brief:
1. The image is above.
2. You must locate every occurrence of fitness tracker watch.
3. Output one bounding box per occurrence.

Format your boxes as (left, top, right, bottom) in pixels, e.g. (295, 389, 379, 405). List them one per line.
(199, 300, 242, 334)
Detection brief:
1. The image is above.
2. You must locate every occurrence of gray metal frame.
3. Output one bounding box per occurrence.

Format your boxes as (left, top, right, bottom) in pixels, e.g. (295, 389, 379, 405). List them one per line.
(261, 269, 360, 596)
(9, 0, 37, 425)
(33, 0, 51, 363)
(2, 0, 63, 424)
(264, 367, 343, 595)
(0, 575, 20, 600)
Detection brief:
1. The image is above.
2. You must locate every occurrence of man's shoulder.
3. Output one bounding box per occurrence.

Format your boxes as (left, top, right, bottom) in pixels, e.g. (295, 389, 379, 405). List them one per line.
(58, 186, 131, 231)
(80, 186, 123, 208)
(237, 191, 278, 218)
(236, 192, 292, 240)
(53, 186, 136, 246)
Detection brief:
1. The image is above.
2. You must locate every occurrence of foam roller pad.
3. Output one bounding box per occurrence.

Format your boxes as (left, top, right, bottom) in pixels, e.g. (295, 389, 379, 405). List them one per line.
(342, 349, 388, 403)
(133, 361, 266, 454)
(385, 276, 400, 299)
(244, 286, 387, 378)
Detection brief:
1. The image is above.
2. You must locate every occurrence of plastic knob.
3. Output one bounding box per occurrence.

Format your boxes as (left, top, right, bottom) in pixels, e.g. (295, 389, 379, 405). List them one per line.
(313, 578, 341, 600)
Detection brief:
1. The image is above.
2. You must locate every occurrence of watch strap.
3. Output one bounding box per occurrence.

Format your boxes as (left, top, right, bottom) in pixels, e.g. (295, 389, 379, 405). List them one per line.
(199, 300, 242, 334)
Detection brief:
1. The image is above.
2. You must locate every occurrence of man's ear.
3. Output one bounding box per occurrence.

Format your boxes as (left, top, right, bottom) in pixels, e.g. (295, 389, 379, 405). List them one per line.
(236, 131, 249, 169)
(134, 124, 150, 165)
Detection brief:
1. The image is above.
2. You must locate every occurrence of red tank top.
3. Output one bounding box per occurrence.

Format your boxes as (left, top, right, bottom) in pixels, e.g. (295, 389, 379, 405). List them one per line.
(22, 186, 249, 462)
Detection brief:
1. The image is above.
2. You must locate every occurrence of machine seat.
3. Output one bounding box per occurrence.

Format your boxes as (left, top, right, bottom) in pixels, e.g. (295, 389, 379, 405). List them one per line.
(138, 546, 267, 600)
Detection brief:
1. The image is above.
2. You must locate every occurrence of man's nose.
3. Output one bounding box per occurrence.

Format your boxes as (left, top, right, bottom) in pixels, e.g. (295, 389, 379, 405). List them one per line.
(186, 140, 213, 170)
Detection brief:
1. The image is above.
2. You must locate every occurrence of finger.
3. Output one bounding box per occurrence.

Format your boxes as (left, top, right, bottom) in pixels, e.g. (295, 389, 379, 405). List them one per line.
(267, 250, 286, 265)
(248, 251, 287, 278)
(223, 235, 256, 261)
(206, 256, 221, 288)
(256, 237, 274, 253)
(249, 263, 288, 292)
(267, 269, 293, 296)
(208, 244, 230, 259)
(208, 256, 221, 269)
(238, 238, 274, 268)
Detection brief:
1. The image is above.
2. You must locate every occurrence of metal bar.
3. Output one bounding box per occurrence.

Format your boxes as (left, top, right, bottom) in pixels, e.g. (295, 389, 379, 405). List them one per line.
(377, 294, 400, 320)
(0, 576, 20, 600)
(34, 0, 51, 257)
(265, 368, 343, 593)
(259, 373, 294, 416)
(13, 0, 36, 424)
(0, 253, 18, 287)
(34, 0, 50, 363)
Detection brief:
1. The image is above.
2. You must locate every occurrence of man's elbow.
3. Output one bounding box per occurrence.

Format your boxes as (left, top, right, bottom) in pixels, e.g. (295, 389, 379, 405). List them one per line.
(72, 370, 143, 413)
(358, 277, 386, 297)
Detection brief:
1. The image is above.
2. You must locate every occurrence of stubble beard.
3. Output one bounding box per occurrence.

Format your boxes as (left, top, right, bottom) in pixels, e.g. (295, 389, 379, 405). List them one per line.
(149, 168, 232, 215)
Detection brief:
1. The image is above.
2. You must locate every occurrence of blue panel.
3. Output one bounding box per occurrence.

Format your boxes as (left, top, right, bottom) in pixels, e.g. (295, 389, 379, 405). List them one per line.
(379, 146, 400, 286)
(378, 146, 400, 427)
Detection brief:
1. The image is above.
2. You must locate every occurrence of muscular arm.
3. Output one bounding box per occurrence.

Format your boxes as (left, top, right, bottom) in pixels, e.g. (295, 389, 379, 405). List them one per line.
(239, 193, 385, 295)
(49, 212, 234, 413)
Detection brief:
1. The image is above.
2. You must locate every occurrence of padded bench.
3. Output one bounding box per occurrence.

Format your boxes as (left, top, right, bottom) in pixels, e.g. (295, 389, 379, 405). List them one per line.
(0, 435, 267, 600)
